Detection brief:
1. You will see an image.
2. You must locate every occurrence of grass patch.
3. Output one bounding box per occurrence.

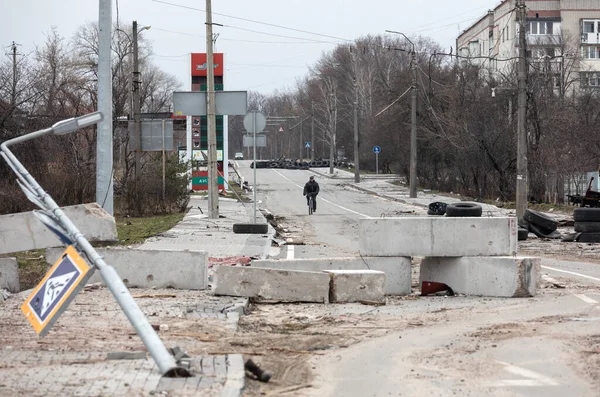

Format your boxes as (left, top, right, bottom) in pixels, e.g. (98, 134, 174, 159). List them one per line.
(3, 212, 187, 291)
(115, 212, 186, 245)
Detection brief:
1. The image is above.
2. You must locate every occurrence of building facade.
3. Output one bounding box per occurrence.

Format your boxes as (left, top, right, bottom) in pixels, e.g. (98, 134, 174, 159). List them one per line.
(456, 0, 600, 90)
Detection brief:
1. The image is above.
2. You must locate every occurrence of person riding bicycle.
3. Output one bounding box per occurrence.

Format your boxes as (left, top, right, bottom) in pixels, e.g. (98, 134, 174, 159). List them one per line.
(303, 175, 320, 212)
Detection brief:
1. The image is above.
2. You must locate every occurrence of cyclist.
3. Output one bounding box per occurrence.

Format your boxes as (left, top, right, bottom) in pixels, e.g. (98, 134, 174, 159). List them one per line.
(303, 175, 320, 212)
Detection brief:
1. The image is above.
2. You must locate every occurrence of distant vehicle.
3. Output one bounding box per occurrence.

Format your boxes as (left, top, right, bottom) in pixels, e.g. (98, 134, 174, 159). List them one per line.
(234, 152, 244, 160)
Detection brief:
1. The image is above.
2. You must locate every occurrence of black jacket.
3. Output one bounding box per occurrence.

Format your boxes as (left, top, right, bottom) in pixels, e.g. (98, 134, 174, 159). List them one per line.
(303, 180, 320, 196)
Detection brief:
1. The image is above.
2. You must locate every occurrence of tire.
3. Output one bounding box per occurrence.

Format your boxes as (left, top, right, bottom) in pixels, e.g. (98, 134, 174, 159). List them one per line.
(523, 209, 558, 231)
(576, 232, 600, 243)
(528, 223, 561, 239)
(518, 227, 528, 241)
(574, 222, 600, 233)
(310, 161, 317, 167)
(269, 162, 277, 168)
(308, 196, 314, 215)
(574, 208, 600, 222)
(233, 223, 269, 234)
(445, 202, 482, 217)
(427, 202, 447, 216)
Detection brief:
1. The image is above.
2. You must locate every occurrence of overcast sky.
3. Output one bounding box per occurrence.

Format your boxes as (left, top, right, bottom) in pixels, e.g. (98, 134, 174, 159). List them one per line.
(2, 0, 502, 95)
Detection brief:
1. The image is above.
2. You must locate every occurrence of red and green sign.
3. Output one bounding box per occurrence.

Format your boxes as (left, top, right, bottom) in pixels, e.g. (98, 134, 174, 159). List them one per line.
(192, 171, 224, 191)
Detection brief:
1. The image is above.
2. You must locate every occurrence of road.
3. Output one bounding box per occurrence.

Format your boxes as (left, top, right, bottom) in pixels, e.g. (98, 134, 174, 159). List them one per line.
(235, 161, 600, 396)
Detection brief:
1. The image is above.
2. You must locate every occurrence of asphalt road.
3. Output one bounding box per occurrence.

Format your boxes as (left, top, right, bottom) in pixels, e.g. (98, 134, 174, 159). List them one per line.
(235, 161, 600, 396)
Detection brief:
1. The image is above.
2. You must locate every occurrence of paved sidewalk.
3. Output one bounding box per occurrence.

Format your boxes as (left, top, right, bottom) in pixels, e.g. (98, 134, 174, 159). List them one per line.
(0, 194, 273, 397)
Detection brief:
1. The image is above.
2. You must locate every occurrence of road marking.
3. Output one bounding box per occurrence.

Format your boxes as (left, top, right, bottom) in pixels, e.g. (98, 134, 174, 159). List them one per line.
(271, 169, 370, 218)
(488, 361, 558, 387)
(573, 294, 598, 304)
(541, 265, 600, 282)
(287, 245, 295, 260)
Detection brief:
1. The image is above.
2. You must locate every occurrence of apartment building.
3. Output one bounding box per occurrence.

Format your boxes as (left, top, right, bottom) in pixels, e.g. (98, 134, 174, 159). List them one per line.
(456, 0, 600, 89)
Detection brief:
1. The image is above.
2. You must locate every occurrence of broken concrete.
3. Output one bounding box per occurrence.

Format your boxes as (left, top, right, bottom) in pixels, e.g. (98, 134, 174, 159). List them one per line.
(324, 270, 385, 303)
(419, 256, 541, 297)
(359, 217, 518, 257)
(46, 248, 207, 290)
(213, 266, 330, 303)
(0, 257, 19, 293)
(0, 203, 118, 255)
(252, 257, 410, 295)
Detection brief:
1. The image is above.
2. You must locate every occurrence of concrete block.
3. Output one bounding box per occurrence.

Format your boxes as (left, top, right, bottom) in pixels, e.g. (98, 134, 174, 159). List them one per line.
(0, 257, 19, 293)
(359, 217, 518, 257)
(252, 257, 411, 295)
(0, 203, 117, 255)
(419, 256, 541, 297)
(46, 247, 207, 290)
(213, 266, 330, 303)
(324, 270, 385, 303)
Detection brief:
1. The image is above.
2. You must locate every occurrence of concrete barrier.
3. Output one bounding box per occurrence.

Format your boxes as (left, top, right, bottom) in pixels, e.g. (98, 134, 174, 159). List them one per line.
(324, 270, 385, 303)
(46, 248, 208, 290)
(213, 266, 330, 303)
(0, 257, 19, 293)
(251, 257, 411, 295)
(359, 217, 518, 257)
(419, 256, 540, 297)
(0, 203, 118, 255)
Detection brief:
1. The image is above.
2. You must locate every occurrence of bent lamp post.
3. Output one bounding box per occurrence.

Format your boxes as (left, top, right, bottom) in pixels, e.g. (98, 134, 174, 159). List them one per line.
(0, 112, 187, 377)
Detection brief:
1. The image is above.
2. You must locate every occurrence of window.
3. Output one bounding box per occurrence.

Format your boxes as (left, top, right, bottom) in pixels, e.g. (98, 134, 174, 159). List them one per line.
(527, 21, 553, 35)
(582, 72, 600, 87)
(584, 21, 596, 34)
(583, 46, 600, 59)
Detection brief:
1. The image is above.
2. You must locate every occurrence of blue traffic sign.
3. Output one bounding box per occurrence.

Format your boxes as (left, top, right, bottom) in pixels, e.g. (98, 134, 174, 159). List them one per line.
(22, 245, 94, 336)
(373, 145, 381, 154)
(305, 142, 311, 148)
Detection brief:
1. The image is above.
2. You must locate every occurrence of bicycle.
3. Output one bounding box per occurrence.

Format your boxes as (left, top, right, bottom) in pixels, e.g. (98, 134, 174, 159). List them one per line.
(307, 193, 316, 215)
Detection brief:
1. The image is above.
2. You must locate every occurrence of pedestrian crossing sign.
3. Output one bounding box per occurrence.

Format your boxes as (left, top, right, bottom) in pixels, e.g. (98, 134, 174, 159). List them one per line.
(21, 245, 94, 336)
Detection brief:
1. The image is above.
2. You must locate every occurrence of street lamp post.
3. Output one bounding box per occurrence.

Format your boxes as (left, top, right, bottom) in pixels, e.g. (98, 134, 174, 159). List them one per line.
(386, 30, 418, 198)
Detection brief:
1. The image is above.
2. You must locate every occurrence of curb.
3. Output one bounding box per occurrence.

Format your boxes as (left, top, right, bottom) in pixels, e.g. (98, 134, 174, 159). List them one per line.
(344, 183, 429, 209)
(221, 354, 245, 397)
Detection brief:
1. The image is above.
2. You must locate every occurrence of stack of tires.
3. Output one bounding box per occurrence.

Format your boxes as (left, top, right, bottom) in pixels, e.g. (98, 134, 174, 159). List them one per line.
(573, 208, 600, 243)
(521, 209, 560, 240)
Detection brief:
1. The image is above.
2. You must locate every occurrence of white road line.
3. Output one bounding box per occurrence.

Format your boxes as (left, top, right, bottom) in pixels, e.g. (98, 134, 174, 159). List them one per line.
(488, 361, 558, 387)
(573, 294, 599, 304)
(271, 169, 371, 218)
(287, 245, 295, 260)
(541, 265, 600, 282)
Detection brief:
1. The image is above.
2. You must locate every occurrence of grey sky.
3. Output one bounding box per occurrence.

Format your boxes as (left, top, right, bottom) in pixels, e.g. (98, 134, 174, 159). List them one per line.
(2, 0, 501, 94)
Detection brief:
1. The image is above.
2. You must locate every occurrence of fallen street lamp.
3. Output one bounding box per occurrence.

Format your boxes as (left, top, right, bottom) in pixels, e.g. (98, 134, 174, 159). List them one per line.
(0, 112, 189, 378)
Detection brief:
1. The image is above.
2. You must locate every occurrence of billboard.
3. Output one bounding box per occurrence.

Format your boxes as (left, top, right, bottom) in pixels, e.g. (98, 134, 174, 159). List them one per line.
(191, 53, 224, 77)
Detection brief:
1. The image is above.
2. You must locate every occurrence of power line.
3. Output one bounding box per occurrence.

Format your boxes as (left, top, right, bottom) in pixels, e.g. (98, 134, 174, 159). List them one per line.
(151, 0, 352, 42)
(153, 27, 336, 44)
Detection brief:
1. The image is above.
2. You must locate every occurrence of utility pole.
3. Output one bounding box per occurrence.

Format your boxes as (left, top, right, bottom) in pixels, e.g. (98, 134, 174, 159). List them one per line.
(516, 0, 528, 221)
(132, 21, 142, 207)
(329, 92, 336, 175)
(10, 42, 17, 108)
(97, 0, 113, 215)
(311, 101, 315, 161)
(409, 46, 418, 198)
(299, 118, 303, 160)
(353, 77, 360, 183)
(206, 0, 219, 218)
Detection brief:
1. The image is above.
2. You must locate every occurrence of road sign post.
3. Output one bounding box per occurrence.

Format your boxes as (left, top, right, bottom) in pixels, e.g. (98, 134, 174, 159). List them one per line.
(305, 142, 311, 161)
(243, 111, 266, 223)
(373, 145, 381, 175)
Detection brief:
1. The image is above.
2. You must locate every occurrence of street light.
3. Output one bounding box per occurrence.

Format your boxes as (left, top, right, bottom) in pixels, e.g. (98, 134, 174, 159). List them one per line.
(0, 112, 186, 377)
(385, 30, 418, 198)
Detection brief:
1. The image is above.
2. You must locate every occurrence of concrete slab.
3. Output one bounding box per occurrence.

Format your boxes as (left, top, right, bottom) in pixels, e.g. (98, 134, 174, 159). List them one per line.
(324, 270, 385, 303)
(419, 256, 541, 297)
(0, 203, 117, 255)
(213, 266, 330, 303)
(252, 257, 411, 295)
(46, 247, 208, 290)
(359, 217, 518, 257)
(0, 257, 19, 293)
